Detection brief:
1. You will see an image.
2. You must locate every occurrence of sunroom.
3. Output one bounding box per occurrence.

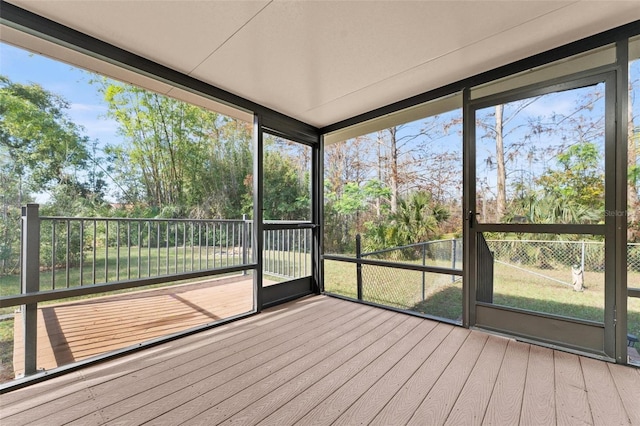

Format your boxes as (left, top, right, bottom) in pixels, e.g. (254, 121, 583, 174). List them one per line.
(0, 1, 639, 424)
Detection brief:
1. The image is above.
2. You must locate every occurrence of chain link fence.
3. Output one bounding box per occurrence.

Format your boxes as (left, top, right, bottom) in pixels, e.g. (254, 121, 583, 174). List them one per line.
(348, 238, 640, 321)
(487, 240, 640, 287)
(359, 239, 463, 322)
(362, 238, 462, 269)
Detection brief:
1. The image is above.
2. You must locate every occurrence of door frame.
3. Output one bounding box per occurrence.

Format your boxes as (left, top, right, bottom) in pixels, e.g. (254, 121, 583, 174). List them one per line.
(254, 121, 321, 310)
(463, 69, 618, 359)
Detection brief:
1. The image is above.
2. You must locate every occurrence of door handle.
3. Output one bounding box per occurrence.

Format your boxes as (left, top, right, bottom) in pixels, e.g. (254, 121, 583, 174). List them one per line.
(467, 210, 474, 228)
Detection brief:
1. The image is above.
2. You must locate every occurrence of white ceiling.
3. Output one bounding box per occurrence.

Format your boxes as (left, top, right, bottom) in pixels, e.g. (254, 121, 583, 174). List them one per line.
(3, 0, 640, 129)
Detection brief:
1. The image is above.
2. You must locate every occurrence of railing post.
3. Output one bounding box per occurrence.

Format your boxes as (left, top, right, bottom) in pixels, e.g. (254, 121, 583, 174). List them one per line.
(21, 203, 40, 376)
(422, 243, 426, 300)
(356, 234, 362, 300)
(451, 238, 457, 283)
(242, 215, 248, 275)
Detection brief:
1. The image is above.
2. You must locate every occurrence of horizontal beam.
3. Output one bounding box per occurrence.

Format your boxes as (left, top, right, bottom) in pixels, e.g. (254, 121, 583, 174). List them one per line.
(0, 264, 257, 308)
(323, 254, 462, 276)
(474, 223, 605, 235)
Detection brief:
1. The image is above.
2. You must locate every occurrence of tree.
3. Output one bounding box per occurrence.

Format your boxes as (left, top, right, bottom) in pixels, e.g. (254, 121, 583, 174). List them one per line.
(0, 75, 97, 271)
(364, 190, 450, 253)
(389, 191, 450, 246)
(495, 105, 507, 219)
(243, 149, 310, 220)
(477, 98, 541, 221)
(99, 81, 252, 218)
(0, 75, 90, 196)
(477, 83, 606, 223)
(376, 125, 426, 213)
(504, 141, 604, 226)
(537, 142, 604, 209)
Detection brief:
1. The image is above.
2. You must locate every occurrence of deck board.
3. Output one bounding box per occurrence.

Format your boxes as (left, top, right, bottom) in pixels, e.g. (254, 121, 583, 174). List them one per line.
(482, 339, 530, 425)
(608, 362, 640, 424)
(225, 315, 427, 425)
(265, 316, 432, 426)
(331, 322, 452, 426)
(581, 356, 630, 425)
(2, 295, 639, 426)
(146, 306, 393, 425)
(194, 314, 420, 424)
(407, 330, 489, 425)
(445, 334, 509, 426)
(98, 303, 380, 424)
(554, 351, 592, 425)
(519, 344, 556, 425)
(369, 326, 470, 426)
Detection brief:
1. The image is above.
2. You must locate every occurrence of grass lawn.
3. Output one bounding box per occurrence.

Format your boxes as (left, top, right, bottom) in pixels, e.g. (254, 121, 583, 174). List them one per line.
(1, 245, 246, 298)
(323, 258, 640, 342)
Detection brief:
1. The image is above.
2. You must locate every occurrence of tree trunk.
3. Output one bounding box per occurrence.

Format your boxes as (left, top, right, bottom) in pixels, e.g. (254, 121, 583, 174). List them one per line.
(376, 132, 383, 217)
(389, 127, 399, 214)
(495, 105, 507, 221)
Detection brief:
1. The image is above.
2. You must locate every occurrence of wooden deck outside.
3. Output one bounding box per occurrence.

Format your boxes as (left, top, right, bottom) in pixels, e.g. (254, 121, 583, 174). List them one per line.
(2, 295, 639, 425)
(12, 274, 261, 376)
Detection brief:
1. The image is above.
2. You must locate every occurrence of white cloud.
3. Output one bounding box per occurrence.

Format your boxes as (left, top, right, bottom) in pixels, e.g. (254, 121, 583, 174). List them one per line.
(67, 103, 119, 142)
(69, 102, 107, 113)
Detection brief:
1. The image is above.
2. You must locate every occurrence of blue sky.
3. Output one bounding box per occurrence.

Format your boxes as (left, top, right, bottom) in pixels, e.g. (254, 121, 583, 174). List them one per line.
(0, 42, 120, 148)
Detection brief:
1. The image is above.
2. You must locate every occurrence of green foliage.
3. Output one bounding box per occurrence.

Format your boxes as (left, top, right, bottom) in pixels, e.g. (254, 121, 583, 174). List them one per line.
(0, 75, 90, 191)
(537, 142, 604, 208)
(329, 180, 390, 216)
(364, 191, 451, 254)
(506, 142, 604, 225)
(260, 150, 310, 220)
(324, 179, 390, 253)
(506, 193, 602, 225)
(0, 75, 99, 274)
(99, 81, 253, 218)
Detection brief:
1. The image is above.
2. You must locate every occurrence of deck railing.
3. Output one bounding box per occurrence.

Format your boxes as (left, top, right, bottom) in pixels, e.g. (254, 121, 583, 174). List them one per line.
(13, 207, 311, 294)
(38, 214, 251, 290)
(4, 204, 311, 378)
(263, 226, 311, 279)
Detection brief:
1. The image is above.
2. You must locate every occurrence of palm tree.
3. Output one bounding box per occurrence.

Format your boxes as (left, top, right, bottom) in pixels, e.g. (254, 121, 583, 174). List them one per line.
(391, 191, 450, 246)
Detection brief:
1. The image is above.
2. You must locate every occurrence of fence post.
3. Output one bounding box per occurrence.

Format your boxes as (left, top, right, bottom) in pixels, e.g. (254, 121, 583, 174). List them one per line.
(451, 238, 457, 283)
(422, 243, 426, 300)
(581, 240, 586, 273)
(21, 203, 40, 376)
(242, 215, 248, 275)
(356, 234, 362, 300)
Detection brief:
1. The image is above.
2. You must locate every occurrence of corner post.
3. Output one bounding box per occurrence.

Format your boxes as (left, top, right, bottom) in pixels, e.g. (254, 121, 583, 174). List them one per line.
(422, 243, 426, 300)
(21, 203, 40, 376)
(356, 234, 362, 300)
(242, 214, 248, 276)
(253, 113, 264, 311)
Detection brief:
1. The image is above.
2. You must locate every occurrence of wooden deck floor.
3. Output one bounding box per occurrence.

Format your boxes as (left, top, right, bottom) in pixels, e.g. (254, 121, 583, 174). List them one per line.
(12, 274, 258, 376)
(2, 295, 639, 425)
